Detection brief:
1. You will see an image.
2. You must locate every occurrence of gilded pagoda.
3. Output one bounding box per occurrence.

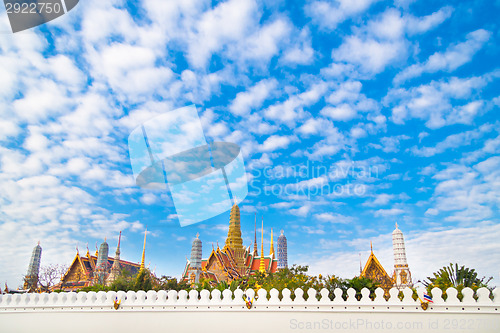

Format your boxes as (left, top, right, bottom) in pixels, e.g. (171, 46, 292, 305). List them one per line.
(182, 204, 286, 284)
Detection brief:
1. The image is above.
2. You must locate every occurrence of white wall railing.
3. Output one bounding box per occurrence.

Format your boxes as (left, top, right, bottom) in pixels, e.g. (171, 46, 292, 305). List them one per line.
(1, 287, 499, 333)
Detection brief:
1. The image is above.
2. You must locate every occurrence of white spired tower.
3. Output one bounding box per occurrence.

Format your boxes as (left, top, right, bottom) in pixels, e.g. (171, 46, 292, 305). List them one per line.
(392, 223, 412, 289)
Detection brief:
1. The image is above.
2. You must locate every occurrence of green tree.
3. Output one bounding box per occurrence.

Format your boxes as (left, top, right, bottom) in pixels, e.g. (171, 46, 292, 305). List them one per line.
(345, 276, 380, 300)
(132, 269, 153, 291)
(423, 263, 493, 300)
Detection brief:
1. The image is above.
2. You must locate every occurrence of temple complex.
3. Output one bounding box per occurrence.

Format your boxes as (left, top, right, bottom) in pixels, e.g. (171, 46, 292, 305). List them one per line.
(54, 231, 146, 291)
(360, 223, 413, 294)
(182, 204, 286, 284)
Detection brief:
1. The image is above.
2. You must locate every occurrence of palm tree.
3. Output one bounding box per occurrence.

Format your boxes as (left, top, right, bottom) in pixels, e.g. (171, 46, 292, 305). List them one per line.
(423, 263, 492, 289)
(422, 263, 492, 299)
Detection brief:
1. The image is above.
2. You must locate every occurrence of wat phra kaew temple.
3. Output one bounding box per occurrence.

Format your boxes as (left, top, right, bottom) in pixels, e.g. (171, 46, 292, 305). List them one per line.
(20, 203, 412, 294)
(182, 204, 288, 284)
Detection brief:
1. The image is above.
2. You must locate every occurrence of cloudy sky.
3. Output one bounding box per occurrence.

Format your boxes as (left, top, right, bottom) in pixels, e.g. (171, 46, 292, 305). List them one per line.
(0, 0, 499, 288)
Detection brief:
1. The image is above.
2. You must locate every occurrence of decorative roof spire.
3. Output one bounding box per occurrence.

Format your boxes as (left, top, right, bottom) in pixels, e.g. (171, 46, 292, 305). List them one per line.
(259, 216, 266, 273)
(269, 228, 275, 257)
(359, 253, 362, 274)
(111, 231, 122, 273)
(140, 228, 147, 271)
(370, 241, 373, 253)
(225, 204, 243, 250)
(115, 231, 121, 257)
(253, 213, 258, 256)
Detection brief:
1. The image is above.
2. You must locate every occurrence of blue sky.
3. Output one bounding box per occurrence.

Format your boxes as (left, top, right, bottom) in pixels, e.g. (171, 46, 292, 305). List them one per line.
(0, 0, 499, 288)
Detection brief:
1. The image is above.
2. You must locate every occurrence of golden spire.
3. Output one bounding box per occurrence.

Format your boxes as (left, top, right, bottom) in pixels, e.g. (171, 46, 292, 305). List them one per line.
(370, 241, 373, 253)
(269, 228, 275, 257)
(86, 243, 90, 258)
(259, 216, 266, 273)
(225, 204, 243, 250)
(95, 242, 98, 257)
(253, 213, 258, 256)
(140, 227, 147, 270)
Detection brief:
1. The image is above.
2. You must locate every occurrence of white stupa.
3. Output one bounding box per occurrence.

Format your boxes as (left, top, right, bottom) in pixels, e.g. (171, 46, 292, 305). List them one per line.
(392, 223, 412, 289)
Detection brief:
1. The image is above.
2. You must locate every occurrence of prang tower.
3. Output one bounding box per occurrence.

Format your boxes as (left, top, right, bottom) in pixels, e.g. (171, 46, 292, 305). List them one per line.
(392, 223, 412, 289)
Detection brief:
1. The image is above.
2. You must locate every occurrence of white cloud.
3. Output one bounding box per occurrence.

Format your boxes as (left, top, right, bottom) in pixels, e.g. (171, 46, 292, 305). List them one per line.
(405, 6, 453, 35)
(228, 18, 292, 66)
(289, 204, 312, 217)
(259, 135, 296, 152)
(281, 28, 314, 65)
(395, 29, 491, 83)
(187, 0, 258, 68)
(229, 79, 278, 116)
(305, 0, 380, 30)
(369, 135, 411, 153)
(386, 75, 490, 128)
(264, 82, 328, 126)
(412, 123, 495, 157)
(373, 208, 405, 217)
(428, 155, 500, 223)
(320, 104, 357, 121)
(315, 212, 353, 223)
(333, 36, 407, 75)
(363, 193, 395, 207)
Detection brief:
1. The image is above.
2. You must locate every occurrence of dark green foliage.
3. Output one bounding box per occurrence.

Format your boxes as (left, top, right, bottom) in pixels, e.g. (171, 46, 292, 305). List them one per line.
(133, 269, 152, 291)
(345, 276, 380, 300)
(422, 263, 493, 300)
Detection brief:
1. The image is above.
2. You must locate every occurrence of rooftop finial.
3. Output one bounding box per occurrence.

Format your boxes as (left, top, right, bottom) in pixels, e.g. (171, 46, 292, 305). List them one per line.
(259, 216, 265, 273)
(270, 228, 275, 257)
(140, 227, 147, 270)
(253, 213, 258, 256)
(196, 233, 199, 239)
(370, 241, 373, 253)
(359, 253, 362, 274)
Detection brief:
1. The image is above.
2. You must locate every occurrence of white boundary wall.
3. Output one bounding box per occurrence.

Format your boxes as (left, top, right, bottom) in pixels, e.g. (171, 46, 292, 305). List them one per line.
(1, 287, 499, 333)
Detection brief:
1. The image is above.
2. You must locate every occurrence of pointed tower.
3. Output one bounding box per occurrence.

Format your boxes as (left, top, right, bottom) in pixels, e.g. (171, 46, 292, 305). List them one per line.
(277, 230, 288, 269)
(24, 242, 42, 290)
(140, 228, 147, 271)
(253, 213, 258, 256)
(269, 228, 275, 257)
(96, 238, 109, 268)
(392, 223, 412, 289)
(95, 238, 109, 285)
(106, 232, 122, 285)
(225, 204, 243, 249)
(259, 217, 266, 273)
(189, 233, 202, 284)
(224, 204, 246, 273)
